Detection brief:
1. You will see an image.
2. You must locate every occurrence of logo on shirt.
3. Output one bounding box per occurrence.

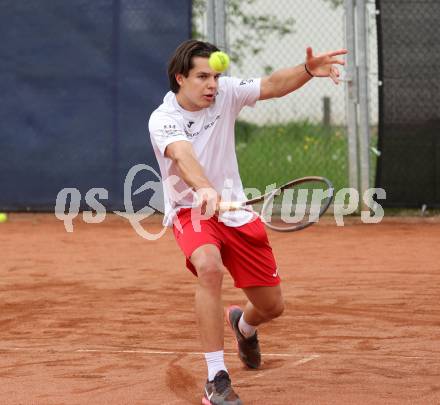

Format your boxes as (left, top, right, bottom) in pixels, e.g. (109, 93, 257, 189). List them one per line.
(184, 129, 200, 139)
(239, 79, 254, 86)
(203, 115, 221, 131)
(160, 124, 184, 138)
(184, 115, 221, 139)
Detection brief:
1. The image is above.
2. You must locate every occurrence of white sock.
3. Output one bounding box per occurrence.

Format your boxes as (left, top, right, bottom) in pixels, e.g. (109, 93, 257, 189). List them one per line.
(238, 313, 257, 338)
(204, 350, 227, 382)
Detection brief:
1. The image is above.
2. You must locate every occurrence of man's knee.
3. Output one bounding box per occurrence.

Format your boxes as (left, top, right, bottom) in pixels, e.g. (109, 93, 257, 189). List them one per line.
(196, 259, 224, 286)
(263, 299, 284, 320)
(191, 247, 224, 289)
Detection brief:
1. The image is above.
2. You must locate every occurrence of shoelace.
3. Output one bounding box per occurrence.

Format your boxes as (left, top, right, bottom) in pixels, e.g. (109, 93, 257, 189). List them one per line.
(213, 371, 231, 394)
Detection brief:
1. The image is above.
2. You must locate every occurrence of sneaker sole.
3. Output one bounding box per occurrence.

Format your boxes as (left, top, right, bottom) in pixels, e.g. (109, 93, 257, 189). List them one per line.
(225, 305, 242, 331)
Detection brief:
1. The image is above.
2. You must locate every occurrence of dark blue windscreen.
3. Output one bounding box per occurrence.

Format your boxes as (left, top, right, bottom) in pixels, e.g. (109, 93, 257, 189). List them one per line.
(0, 0, 191, 211)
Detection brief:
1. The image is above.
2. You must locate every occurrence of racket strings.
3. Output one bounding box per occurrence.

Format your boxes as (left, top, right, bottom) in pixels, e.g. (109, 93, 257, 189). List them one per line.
(261, 180, 333, 231)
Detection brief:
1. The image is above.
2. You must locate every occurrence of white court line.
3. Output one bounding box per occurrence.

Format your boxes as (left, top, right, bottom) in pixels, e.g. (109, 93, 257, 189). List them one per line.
(233, 354, 321, 383)
(3, 347, 300, 358)
(3, 348, 437, 360)
(246, 354, 320, 380)
(292, 353, 321, 365)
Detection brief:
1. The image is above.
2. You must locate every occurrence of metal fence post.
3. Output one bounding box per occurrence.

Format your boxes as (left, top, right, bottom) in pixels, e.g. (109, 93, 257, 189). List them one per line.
(206, 0, 226, 51)
(215, 0, 227, 51)
(344, 0, 359, 209)
(206, 0, 215, 44)
(357, 0, 371, 211)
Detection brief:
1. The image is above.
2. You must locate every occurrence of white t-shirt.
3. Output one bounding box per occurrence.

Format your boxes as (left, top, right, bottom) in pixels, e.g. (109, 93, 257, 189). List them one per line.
(148, 76, 261, 227)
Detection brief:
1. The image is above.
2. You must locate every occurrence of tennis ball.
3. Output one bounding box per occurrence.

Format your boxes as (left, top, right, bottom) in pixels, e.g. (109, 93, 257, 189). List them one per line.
(209, 51, 230, 72)
(0, 213, 8, 223)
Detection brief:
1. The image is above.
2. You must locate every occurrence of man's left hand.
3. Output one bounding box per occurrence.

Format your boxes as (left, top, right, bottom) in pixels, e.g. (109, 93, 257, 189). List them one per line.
(305, 47, 348, 84)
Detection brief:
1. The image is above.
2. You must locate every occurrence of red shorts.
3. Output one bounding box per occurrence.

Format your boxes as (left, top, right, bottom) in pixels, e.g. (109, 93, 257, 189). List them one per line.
(172, 208, 280, 288)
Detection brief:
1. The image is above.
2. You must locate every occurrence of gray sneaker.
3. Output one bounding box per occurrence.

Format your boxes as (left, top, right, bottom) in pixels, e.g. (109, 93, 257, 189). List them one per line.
(226, 306, 261, 369)
(202, 370, 242, 405)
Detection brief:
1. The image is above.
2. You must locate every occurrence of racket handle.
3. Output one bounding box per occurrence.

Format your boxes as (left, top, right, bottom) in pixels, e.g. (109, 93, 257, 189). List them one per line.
(218, 201, 244, 211)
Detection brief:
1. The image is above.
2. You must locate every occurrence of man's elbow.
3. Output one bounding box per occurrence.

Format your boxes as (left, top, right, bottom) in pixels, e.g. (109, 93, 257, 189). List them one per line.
(165, 142, 191, 163)
(260, 80, 280, 100)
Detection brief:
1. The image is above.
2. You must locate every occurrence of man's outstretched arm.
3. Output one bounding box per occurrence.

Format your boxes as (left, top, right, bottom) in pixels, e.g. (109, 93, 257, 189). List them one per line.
(260, 47, 347, 100)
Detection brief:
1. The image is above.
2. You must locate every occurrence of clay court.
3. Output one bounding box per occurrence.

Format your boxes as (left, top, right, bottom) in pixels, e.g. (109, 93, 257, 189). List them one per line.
(1, 214, 439, 404)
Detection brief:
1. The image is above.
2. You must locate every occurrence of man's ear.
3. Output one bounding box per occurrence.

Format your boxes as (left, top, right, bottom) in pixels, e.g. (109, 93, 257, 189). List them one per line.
(175, 73, 184, 86)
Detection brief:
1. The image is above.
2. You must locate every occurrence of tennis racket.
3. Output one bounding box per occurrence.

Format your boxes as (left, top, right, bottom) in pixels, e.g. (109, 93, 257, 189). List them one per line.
(219, 176, 334, 232)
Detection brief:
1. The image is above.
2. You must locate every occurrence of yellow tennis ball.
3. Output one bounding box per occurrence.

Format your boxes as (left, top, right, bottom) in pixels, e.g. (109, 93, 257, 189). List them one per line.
(209, 51, 230, 72)
(0, 213, 8, 223)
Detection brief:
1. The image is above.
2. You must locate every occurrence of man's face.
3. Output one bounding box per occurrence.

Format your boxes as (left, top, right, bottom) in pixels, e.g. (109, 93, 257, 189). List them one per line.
(175, 56, 220, 111)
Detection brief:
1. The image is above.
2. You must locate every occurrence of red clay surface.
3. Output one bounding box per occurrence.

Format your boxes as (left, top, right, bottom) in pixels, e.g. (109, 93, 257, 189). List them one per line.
(1, 213, 440, 405)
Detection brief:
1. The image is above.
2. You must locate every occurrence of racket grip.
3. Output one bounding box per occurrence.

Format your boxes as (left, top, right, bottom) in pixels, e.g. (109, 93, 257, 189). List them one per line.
(218, 201, 243, 211)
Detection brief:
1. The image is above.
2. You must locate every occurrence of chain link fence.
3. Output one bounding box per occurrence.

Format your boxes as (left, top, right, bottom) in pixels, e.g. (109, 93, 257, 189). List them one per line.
(195, 0, 362, 195)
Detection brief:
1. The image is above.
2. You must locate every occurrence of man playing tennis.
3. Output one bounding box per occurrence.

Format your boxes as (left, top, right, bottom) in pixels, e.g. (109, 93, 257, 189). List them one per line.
(149, 40, 346, 405)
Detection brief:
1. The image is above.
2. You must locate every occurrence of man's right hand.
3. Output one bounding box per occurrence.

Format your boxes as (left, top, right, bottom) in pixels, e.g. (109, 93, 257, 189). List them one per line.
(194, 187, 220, 217)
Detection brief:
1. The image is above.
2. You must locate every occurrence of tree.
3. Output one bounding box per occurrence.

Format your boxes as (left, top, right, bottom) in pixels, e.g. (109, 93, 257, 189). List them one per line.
(192, 0, 294, 69)
(326, 0, 344, 8)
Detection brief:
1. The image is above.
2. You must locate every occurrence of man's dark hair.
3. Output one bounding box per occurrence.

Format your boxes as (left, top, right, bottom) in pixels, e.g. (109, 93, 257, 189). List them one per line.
(168, 40, 219, 93)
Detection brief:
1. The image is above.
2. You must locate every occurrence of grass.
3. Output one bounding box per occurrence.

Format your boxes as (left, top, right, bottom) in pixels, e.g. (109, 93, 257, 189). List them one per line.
(235, 120, 350, 194)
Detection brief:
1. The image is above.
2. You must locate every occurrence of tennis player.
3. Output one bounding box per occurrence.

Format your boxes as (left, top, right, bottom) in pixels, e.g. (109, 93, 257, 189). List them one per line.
(149, 40, 346, 405)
